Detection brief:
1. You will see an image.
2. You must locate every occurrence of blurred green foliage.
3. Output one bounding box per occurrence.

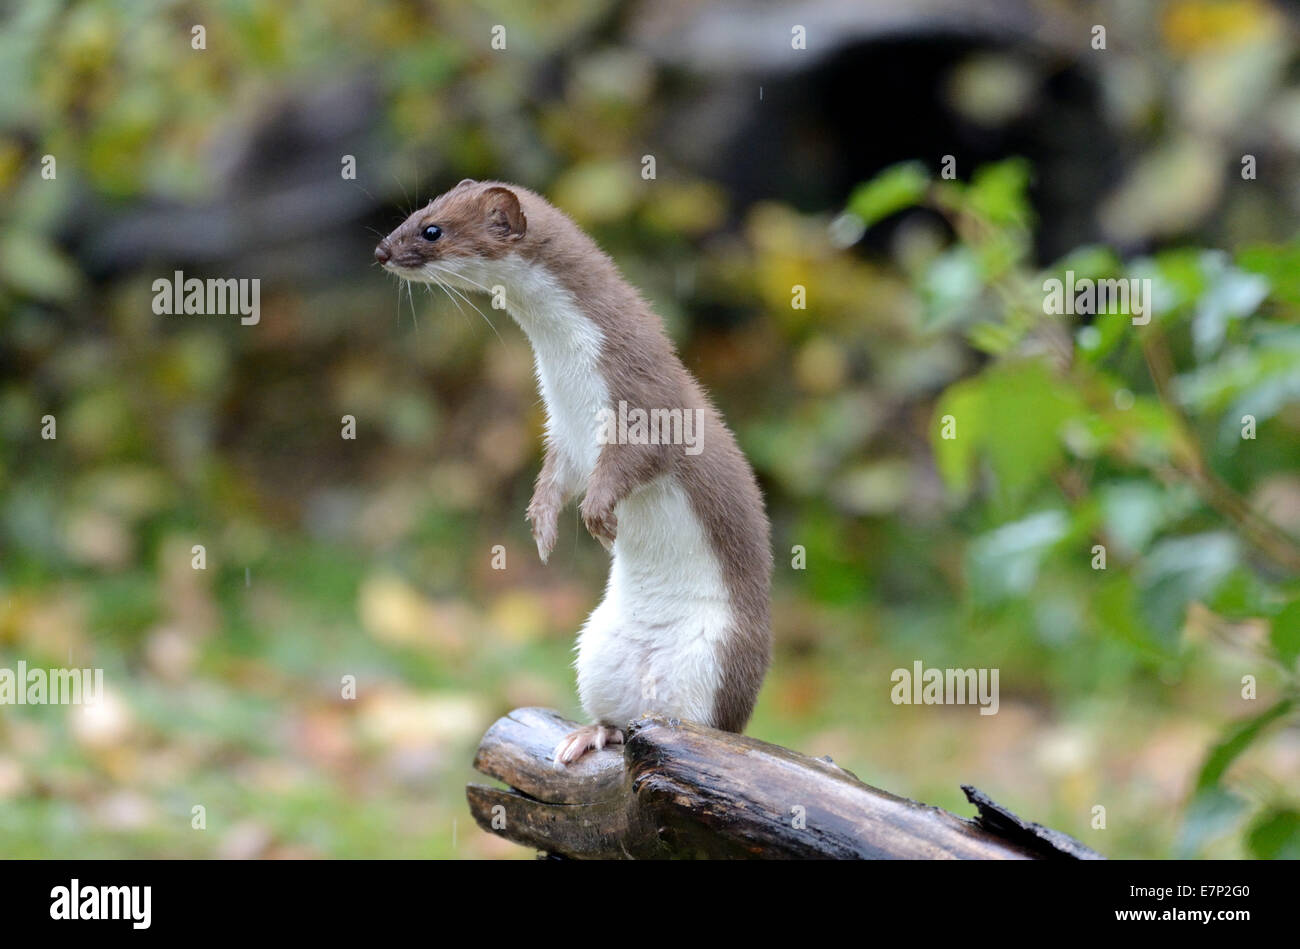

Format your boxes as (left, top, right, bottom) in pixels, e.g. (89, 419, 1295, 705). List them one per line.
(0, 0, 1298, 860)
(856, 157, 1300, 858)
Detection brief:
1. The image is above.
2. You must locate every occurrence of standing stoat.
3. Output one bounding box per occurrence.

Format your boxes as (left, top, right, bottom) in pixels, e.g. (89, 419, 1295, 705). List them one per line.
(375, 180, 772, 765)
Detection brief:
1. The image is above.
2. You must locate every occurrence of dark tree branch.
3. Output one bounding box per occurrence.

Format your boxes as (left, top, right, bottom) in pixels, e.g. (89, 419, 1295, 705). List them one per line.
(466, 707, 1103, 860)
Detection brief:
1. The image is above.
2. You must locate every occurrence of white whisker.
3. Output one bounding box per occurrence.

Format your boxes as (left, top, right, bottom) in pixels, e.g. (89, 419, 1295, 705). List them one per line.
(430, 275, 473, 330)
(406, 280, 420, 337)
(433, 266, 495, 296)
(423, 281, 465, 333)
(427, 264, 504, 345)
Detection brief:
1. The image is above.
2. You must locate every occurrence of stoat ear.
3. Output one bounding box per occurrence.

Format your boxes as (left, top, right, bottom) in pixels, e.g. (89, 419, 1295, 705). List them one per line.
(456, 178, 476, 189)
(482, 186, 526, 241)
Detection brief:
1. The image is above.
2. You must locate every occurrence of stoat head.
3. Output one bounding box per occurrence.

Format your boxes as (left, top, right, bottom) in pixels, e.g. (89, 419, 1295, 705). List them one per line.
(374, 179, 527, 284)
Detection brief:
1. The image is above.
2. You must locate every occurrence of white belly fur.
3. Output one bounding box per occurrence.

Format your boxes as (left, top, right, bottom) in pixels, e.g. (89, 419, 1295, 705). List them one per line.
(576, 474, 733, 727)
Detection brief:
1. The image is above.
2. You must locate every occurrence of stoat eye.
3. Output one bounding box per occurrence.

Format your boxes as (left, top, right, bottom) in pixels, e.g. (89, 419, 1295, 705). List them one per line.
(421, 224, 442, 242)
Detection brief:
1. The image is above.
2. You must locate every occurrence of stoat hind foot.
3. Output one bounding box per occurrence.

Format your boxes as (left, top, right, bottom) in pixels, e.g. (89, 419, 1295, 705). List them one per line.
(552, 724, 624, 768)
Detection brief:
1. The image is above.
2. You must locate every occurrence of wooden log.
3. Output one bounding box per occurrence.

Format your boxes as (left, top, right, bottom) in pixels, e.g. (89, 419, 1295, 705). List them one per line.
(466, 707, 1102, 860)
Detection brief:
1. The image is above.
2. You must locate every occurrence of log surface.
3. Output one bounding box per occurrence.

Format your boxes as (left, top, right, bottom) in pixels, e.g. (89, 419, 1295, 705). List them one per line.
(467, 707, 1103, 860)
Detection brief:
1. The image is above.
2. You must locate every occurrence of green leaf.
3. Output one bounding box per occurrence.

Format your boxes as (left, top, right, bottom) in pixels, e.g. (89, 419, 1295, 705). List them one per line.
(1074, 312, 1131, 364)
(967, 319, 1020, 355)
(1177, 787, 1248, 858)
(1174, 329, 1300, 447)
(1093, 575, 1176, 661)
(966, 509, 1069, 605)
(846, 161, 930, 227)
(919, 246, 983, 331)
(1269, 599, 1300, 669)
(1097, 480, 1195, 557)
(979, 361, 1082, 507)
(932, 376, 986, 498)
(1145, 247, 1208, 320)
(0, 230, 82, 303)
(1192, 251, 1269, 359)
(1237, 238, 1300, 308)
(1137, 532, 1240, 640)
(1245, 809, 1300, 859)
(932, 360, 1083, 507)
(965, 157, 1033, 229)
(1194, 698, 1295, 793)
(1209, 568, 1273, 620)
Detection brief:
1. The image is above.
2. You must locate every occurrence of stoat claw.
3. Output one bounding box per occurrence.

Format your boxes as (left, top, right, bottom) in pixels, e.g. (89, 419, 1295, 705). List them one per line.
(579, 502, 617, 552)
(552, 725, 624, 768)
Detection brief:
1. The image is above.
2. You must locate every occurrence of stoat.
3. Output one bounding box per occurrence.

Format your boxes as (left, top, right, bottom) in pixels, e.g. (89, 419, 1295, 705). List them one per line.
(376, 179, 772, 765)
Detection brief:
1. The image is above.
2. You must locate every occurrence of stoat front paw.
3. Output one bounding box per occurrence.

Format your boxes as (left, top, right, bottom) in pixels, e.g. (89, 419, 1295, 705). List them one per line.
(579, 496, 617, 552)
(525, 491, 561, 564)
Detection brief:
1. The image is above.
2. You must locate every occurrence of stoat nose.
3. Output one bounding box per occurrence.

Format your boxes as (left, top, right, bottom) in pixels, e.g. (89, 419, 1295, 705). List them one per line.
(374, 243, 391, 264)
